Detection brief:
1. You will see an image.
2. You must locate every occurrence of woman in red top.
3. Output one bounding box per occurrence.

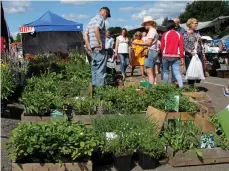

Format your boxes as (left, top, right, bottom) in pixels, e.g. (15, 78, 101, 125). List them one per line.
(161, 20, 184, 88)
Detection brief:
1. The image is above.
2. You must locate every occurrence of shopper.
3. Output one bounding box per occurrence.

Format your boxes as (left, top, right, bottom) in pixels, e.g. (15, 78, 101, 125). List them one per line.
(223, 84, 229, 97)
(115, 28, 130, 80)
(132, 16, 159, 86)
(131, 31, 145, 77)
(84, 7, 111, 86)
(161, 20, 184, 88)
(184, 18, 205, 85)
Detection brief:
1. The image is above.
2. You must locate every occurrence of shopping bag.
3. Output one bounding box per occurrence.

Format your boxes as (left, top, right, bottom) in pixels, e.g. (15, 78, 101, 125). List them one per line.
(185, 54, 205, 80)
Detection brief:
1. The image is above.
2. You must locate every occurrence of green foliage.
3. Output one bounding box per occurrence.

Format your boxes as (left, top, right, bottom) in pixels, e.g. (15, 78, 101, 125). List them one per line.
(20, 73, 66, 114)
(1, 64, 14, 100)
(16, 33, 21, 42)
(163, 119, 202, 152)
(7, 120, 103, 162)
(107, 27, 122, 36)
(92, 115, 165, 158)
(94, 84, 198, 115)
(21, 52, 91, 115)
(179, 1, 229, 23)
(210, 116, 229, 150)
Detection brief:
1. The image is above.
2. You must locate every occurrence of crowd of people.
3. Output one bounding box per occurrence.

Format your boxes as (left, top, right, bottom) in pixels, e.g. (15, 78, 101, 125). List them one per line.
(84, 7, 229, 96)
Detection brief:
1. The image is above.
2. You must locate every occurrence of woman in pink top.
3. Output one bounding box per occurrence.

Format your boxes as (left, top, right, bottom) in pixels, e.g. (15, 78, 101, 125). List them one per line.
(132, 16, 159, 86)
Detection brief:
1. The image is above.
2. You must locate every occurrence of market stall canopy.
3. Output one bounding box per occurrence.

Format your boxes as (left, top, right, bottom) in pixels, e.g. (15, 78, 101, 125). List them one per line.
(20, 10, 83, 33)
(180, 16, 229, 31)
(201, 36, 213, 40)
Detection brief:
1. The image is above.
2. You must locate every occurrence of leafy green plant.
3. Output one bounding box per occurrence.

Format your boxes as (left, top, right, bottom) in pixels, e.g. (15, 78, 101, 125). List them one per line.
(92, 115, 165, 158)
(163, 119, 202, 153)
(1, 63, 14, 100)
(20, 72, 65, 114)
(210, 116, 229, 150)
(7, 120, 103, 162)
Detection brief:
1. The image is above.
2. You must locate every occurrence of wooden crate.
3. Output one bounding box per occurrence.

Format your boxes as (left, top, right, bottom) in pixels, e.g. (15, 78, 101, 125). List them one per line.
(182, 92, 215, 117)
(167, 146, 229, 167)
(21, 113, 65, 123)
(166, 112, 195, 122)
(72, 115, 104, 125)
(12, 161, 92, 171)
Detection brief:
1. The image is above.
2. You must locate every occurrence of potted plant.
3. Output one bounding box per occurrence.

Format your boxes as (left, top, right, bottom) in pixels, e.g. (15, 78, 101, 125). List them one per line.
(7, 120, 103, 170)
(104, 132, 136, 171)
(1, 62, 14, 114)
(137, 133, 165, 170)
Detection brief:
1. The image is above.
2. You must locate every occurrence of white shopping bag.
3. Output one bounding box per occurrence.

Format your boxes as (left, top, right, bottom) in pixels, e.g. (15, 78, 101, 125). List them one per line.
(185, 54, 205, 80)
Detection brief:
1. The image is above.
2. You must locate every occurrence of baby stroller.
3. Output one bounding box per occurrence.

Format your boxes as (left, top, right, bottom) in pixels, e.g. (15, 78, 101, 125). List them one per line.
(106, 49, 117, 86)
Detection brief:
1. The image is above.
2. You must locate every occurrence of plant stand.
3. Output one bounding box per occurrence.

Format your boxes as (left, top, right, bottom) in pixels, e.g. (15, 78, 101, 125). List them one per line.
(167, 146, 229, 167)
(138, 152, 158, 170)
(114, 154, 132, 171)
(12, 161, 92, 171)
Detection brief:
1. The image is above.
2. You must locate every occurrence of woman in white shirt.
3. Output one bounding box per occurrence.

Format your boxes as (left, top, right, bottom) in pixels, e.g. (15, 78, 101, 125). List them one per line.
(115, 28, 130, 80)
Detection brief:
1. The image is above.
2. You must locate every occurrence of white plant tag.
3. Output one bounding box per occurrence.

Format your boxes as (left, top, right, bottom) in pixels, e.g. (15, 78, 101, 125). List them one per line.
(106, 132, 117, 140)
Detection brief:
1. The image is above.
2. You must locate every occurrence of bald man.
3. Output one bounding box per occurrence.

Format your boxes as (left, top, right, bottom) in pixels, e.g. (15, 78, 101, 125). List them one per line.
(173, 18, 186, 35)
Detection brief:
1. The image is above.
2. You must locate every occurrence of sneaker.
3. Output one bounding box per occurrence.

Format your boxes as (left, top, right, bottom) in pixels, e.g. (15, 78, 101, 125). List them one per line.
(223, 88, 229, 97)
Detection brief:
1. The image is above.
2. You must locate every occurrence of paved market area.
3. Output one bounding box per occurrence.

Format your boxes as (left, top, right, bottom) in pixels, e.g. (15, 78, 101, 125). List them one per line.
(1, 67, 229, 171)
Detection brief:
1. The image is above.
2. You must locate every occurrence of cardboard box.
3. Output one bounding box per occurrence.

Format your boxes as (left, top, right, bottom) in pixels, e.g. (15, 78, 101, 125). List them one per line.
(194, 115, 216, 133)
(146, 106, 167, 135)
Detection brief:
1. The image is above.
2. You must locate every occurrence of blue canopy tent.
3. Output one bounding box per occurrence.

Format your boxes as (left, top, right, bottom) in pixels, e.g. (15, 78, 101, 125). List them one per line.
(20, 11, 84, 55)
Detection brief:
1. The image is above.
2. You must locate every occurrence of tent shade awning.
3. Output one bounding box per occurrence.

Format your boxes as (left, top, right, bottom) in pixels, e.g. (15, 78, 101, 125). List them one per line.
(22, 11, 83, 32)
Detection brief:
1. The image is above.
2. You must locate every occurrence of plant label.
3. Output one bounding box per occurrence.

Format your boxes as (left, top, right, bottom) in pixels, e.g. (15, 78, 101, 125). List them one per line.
(106, 132, 118, 140)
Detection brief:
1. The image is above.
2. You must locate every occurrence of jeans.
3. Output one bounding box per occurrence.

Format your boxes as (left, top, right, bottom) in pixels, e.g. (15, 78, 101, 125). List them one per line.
(119, 53, 129, 73)
(145, 49, 158, 68)
(91, 49, 107, 86)
(185, 53, 204, 85)
(162, 57, 183, 88)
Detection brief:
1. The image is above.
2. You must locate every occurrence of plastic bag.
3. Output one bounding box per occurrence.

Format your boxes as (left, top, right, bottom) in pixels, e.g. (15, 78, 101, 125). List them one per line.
(185, 54, 205, 80)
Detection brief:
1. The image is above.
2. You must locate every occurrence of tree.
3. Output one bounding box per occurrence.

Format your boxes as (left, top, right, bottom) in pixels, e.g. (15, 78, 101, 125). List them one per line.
(162, 17, 169, 26)
(9, 36, 14, 43)
(16, 33, 21, 42)
(179, 1, 229, 23)
(107, 27, 122, 36)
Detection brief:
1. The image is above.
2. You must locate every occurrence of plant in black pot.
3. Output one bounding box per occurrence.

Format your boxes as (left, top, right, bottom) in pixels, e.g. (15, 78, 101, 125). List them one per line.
(103, 131, 136, 171)
(137, 133, 165, 170)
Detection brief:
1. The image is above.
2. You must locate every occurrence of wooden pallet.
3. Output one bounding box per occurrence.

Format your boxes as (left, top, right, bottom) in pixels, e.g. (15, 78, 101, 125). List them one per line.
(12, 161, 92, 171)
(167, 147, 229, 167)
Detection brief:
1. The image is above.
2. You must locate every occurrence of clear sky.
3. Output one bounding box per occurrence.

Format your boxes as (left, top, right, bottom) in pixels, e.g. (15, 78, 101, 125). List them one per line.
(2, 0, 191, 38)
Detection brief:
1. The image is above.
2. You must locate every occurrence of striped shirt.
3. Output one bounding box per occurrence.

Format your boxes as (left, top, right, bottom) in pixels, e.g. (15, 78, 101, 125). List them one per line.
(85, 14, 106, 49)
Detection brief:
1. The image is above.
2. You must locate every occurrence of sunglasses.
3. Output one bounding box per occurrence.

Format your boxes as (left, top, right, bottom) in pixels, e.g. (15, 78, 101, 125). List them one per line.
(194, 22, 198, 25)
(136, 34, 141, 36)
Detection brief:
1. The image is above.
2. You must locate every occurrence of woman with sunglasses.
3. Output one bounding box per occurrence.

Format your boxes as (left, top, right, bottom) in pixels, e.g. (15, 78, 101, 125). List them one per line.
(131, 31, 145, 77)
(184, 18, 205, 85)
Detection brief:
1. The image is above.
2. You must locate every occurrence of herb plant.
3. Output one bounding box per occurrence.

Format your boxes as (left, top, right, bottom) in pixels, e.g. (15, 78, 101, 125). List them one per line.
(7, 120, 103, 162)
(1, 63, 14, 100)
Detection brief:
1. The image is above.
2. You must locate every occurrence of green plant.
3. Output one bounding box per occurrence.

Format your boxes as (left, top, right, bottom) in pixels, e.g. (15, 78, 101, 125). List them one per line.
(1, 63, 14, 100)
(20, 72, 65, 114)
(163, 119, 202, 153)
(7, 120, 103, 162)
(92, 115, 165, 158)
(210, 116, 229, 150)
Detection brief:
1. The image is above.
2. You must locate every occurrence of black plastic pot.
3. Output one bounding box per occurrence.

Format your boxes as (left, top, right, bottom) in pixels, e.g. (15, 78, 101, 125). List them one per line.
(96, 106, 106, 115)
(114, 154, 132, 171)
(138, 152, 158, 170)
(63, 105, 73, 119)
(92, 151, 114, 166)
